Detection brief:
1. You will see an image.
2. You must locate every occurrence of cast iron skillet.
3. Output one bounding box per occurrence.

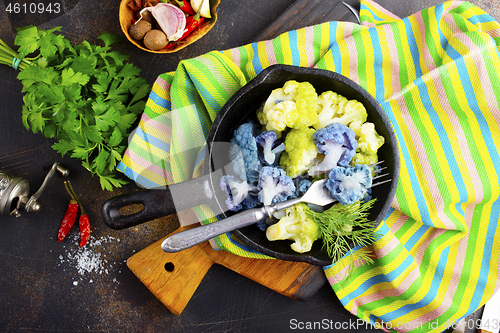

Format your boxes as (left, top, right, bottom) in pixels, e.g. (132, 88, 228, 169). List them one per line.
(102, 64, 400, 266)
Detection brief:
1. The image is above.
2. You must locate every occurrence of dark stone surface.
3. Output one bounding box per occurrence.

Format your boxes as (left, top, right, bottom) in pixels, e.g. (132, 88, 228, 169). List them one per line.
(0, 0, 492, 331)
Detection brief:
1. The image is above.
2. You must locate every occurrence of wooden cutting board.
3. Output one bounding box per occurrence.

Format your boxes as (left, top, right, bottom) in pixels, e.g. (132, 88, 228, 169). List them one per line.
(127, 225, 327, 315)
(126, 0, 359, 316)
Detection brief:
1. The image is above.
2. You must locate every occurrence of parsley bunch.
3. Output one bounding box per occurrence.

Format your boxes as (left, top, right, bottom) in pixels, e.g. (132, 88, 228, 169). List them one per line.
(0, 26, 150, 190)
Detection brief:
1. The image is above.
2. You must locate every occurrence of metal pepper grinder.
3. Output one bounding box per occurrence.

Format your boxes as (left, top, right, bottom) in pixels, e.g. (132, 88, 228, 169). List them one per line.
(0, 162, 69, 217)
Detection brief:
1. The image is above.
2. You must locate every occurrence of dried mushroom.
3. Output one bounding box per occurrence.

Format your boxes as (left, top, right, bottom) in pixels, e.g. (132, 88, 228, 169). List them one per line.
(129, 20, 152, 40)
(143, 29, 168, 50)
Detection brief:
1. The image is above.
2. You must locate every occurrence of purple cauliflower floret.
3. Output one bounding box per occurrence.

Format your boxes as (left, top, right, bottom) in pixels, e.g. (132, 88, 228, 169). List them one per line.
(257, 166, 296, 206)
(288, 177, 313, 199)
(325, 164, 373, 205)
(308, 123, 357, 176)
(297, 179, 313, 195)
(220, 175, 259, 212)
(255, 130, 285, 166)
(229, 121, 262, 182)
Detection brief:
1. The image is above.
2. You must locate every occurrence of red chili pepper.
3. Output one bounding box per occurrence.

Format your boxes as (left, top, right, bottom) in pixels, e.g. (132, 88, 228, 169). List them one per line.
(163, 1, 205, 49)
(66, 181, 91, 247)
(79, 213, 90, 247)
(170, 0, 195, 15)
(57, 182, 79, 242)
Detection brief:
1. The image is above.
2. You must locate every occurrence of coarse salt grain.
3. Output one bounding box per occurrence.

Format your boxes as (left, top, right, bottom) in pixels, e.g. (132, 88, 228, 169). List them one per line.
(58, 235, 122, 284)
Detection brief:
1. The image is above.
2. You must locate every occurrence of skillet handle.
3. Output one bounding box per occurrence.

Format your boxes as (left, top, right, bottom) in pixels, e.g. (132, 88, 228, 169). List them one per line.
(101, 176, 215, 230)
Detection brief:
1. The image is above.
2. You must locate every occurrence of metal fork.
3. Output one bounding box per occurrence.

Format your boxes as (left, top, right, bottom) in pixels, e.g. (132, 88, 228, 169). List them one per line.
(161, 162, 391, 253)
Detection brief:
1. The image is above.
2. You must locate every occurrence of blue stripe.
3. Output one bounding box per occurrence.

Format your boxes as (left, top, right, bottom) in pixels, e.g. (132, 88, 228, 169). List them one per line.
(327, 23, 342, 74)
(369, 28, 385, 102)
(189, 75, 225, 120)
(251, 42, 263, 75)
(402, 224, 428, 252)
(226, 232, 267, 255)
(360, 3, 385, 22)
(148, 89, 171, 111)
(134, 126, 171, 153)
(286, 30, 299, 65)
(468, 13, 496, 25)
(404, 17, 423, 79)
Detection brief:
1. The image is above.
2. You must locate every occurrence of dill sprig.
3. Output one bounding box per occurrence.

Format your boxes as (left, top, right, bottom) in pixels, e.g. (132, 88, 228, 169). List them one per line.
(305, 199, 380, 284)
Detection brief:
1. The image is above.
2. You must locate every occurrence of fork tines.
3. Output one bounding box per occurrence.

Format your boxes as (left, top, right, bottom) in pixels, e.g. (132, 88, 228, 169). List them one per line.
(369, 160, 392, 188)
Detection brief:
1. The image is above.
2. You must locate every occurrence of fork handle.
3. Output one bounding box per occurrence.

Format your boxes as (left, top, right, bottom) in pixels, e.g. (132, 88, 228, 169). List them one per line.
(161, 207, 268, 252)
(161, 197, 303, 253)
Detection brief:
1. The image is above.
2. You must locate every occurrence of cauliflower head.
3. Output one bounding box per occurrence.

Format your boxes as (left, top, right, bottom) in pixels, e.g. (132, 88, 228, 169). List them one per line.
(293, 81, 318, 129)
(257, 166, 295, 206)
(314, 91, 367, 130)
(257, 80, 319, 136)
(280, 128, 318, 178)
(266, 203, 320, 253)
(349, 120, 385, 164)
(229, 121, 262, 183)
(325, 164, 373, 205)
(308, 123, 357, 176)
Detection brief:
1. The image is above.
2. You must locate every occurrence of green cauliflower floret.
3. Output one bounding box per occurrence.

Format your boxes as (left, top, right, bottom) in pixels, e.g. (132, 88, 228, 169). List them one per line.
(293, 81, 318, 129)
(257, 80, 318, 136)
(349, 120, 385, 156)
(266, 203, 320, 253)
(313, 91, 367, 130)
(280, 128, 318, 178)
(350, 151, 379, 166)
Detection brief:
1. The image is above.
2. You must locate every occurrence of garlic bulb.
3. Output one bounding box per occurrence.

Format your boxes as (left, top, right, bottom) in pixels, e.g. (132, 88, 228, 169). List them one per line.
(140, 3, 187, 41)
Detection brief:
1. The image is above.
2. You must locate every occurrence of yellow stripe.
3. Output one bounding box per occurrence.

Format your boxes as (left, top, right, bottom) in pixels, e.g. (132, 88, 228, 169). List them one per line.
(257, 40, 270, 69)
(346, 248, 413, 308)
(398, 222, 427, 255)
(337, 36, 351, 77)
(279, 32, 293, 64)
(121, 155, 168, 186)
(240, 43, 256, 78)
(321, 23, 334, 57)
(408, 82, 461, 229)
(295, 28, 307, 66)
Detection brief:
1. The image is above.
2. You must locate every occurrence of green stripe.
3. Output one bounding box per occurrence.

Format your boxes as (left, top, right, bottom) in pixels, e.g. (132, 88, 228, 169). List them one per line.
(353, 31, 367, 88)
(272, 34, 285, 64)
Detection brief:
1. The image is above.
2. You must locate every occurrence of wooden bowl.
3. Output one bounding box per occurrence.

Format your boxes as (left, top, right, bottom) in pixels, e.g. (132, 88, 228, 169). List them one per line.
(119, 0, 220, 53)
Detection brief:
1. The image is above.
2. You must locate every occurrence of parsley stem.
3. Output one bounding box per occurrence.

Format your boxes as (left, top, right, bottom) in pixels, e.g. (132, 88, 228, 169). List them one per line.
(0, 38, 31, 70)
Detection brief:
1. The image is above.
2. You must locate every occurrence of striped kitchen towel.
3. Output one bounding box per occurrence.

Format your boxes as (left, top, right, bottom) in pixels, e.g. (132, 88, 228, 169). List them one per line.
(117, 1, 500, 331)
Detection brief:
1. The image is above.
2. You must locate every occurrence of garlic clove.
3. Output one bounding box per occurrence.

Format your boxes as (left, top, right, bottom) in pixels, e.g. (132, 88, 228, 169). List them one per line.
(139, 3, 187, 41)
(190, 0, 211, 18)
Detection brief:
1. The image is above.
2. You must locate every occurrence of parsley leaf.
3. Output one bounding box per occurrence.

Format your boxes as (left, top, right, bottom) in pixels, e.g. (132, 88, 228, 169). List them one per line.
(97, 33, 122, 47)
(60, 68, 90, 86)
